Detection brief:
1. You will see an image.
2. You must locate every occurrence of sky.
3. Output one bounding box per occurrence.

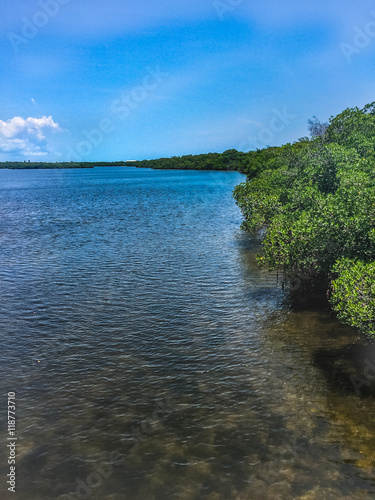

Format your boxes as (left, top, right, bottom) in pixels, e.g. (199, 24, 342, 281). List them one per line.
(1, 0, 375, 162)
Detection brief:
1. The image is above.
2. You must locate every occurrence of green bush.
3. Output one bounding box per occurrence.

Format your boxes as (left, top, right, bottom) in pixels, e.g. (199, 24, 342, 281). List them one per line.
(234, 102, 375, 338)
(330, 259, 375, 337)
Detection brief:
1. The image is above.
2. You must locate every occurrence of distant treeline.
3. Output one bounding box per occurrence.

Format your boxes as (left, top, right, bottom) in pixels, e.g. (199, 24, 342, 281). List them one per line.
(0, 161, 130, 169)
(126, 145, 309, 175)
(1, 148, 315, 176)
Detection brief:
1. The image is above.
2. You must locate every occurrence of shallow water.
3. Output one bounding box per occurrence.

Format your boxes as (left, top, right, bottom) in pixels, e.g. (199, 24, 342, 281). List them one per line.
(0, 167, 375, 499)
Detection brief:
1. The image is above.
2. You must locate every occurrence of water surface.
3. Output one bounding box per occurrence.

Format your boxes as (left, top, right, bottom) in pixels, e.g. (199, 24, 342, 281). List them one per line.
(0, 167, 375, 499)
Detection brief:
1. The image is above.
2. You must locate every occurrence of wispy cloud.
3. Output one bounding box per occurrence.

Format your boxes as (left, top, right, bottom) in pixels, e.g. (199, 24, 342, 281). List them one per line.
(0, 116, 61, 157)
(2, 0, 215, 39)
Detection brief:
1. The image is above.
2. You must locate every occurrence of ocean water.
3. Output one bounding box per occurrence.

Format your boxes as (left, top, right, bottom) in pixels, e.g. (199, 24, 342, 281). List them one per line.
(0, 167, 374, 499)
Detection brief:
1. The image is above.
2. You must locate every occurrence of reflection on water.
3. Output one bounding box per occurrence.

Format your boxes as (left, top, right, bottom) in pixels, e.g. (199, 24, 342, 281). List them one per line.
(0, 167, 374, 499)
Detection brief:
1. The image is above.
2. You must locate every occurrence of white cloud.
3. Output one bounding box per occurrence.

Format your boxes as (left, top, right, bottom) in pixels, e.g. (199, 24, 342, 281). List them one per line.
(0, 116, 60, 157)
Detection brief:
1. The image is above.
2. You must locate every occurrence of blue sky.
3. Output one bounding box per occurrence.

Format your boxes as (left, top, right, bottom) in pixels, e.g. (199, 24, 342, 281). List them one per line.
(1, 0, 375, 161)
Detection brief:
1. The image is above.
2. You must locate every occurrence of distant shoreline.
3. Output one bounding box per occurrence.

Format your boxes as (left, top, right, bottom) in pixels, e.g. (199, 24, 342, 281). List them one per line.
(0, 161, 133, 170)
(0, 164, 245, 172)
(0, 148, 280, 173)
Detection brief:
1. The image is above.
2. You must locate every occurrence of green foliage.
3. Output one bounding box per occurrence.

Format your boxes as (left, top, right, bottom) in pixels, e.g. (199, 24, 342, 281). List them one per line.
(1, 146, 293, 175)
(234, 102, 375, 338)
(330, 259, 375, 337)
(127, 147, 287, 175)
